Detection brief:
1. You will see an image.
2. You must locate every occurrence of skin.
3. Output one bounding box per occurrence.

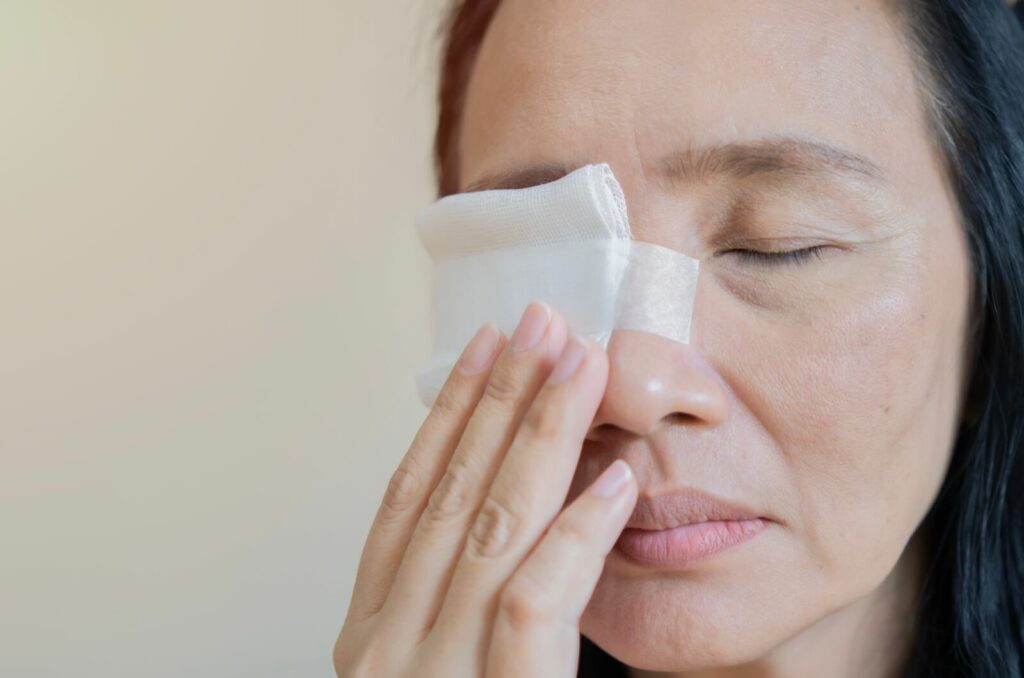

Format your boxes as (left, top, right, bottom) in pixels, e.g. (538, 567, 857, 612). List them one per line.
(336, 1, 973, 676)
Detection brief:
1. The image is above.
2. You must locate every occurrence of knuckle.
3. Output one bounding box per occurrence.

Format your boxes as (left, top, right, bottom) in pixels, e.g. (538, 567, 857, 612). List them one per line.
(333, 631, 377, 678)
(481, 363, 524, 408)
(431, 379, 467, 419)
(466, 494, 523, 560)
(380, 458, 424, 520)
(499, 581, 552, 632)
(425, 458, 475, 521)
(521, 396, 568, 445)
(548, 512, 592, 551)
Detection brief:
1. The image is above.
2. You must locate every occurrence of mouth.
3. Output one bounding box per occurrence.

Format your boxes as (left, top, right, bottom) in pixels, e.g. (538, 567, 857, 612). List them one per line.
(612, 486, 771, 568)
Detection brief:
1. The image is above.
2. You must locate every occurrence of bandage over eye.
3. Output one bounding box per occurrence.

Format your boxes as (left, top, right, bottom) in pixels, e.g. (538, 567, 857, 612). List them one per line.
(414, 162, 700, 406)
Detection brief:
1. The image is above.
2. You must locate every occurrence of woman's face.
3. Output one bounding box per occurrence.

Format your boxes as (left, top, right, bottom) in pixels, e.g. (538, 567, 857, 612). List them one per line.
(456, 0, 972, 671)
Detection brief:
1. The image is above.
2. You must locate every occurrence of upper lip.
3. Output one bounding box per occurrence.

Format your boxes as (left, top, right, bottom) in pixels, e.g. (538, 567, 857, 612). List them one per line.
(626, 487, 766, 530)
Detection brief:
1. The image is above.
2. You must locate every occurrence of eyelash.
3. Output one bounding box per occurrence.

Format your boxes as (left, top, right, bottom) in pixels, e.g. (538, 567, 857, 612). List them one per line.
(726, 245, 829, 266)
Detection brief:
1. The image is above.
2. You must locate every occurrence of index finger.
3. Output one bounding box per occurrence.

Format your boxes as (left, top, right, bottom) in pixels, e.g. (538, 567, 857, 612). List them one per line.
(345, 323, 506, 622)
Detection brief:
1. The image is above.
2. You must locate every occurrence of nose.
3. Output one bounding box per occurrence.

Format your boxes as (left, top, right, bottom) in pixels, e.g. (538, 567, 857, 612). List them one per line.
(589, 330, 729, 437)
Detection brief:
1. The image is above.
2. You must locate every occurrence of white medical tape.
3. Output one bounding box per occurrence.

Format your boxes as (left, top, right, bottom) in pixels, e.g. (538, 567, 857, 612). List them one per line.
(414, 162, 700, 406)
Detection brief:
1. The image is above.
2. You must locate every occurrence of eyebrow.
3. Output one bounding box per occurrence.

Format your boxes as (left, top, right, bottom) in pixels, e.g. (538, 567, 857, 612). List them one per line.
(461, 136, 885, 193)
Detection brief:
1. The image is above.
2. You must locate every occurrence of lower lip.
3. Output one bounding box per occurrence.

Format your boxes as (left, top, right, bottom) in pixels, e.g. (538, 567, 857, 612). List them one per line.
(614, 518, 769, 568)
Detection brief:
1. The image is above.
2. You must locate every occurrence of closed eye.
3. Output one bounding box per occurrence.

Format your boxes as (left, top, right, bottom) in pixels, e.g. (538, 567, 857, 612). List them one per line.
(723, 245, 830, 266)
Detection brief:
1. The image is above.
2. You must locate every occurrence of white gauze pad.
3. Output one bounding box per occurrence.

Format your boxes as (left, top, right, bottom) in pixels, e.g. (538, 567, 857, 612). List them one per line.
(414, 162, 700, 406)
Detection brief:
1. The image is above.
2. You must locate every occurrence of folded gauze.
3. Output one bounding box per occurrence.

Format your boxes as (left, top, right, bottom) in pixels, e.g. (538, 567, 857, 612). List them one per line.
(414, 162, 700, 406)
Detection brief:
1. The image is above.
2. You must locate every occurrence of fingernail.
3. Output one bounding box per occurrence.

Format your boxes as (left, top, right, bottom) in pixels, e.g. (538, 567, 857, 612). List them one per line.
(510, 301, 551, 352)
(590, 460, 632, 498)
(457, 323, 501, 375)
(547, 334, 588, 384)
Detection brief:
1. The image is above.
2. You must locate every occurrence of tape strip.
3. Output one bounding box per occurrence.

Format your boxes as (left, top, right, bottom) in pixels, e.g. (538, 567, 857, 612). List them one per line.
(414, 163, 699, 405)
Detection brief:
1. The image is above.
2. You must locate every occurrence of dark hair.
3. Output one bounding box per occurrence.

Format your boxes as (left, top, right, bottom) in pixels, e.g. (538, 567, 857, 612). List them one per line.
(429, 2, 1024, 676)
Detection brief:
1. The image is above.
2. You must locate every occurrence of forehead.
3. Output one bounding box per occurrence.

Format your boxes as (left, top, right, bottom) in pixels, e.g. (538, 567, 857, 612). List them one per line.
(458, 0, 930, 195)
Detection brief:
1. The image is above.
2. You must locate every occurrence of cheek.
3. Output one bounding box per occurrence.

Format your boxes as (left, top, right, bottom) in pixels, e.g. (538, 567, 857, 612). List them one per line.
(748, 275, 919, 453)
(714, 241, 966, 575)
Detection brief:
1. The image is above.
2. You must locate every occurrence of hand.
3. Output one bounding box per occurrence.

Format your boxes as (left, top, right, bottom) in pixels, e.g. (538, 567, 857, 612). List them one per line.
(334, 301, 638, 677)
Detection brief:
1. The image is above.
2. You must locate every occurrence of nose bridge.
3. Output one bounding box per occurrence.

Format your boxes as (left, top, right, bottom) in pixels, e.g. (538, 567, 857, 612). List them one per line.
(590, 329, 729, 437)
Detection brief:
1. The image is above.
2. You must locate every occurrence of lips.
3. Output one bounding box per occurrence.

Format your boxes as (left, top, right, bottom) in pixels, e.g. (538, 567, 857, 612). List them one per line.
(625, 486, 765, 530)
(613, 487, 770, 568)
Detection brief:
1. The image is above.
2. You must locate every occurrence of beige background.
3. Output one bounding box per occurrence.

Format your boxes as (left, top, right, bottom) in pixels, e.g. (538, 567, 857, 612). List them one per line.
(0, 1, 443, 675)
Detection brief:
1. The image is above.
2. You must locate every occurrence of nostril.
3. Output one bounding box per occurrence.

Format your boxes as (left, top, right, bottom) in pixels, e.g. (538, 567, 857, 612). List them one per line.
(587, 422, 619, 441)
(587, 410, 706, 443)
(667, 412, 701, 426)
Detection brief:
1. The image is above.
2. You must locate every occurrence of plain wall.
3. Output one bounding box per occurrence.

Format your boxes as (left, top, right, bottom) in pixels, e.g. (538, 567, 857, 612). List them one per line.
(0, 1, 443, 675)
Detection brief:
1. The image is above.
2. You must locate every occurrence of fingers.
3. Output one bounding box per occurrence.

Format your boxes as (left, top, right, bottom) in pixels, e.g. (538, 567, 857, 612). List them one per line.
(432, 332, 610, 645)
(346, 322, 506, 622)
(487, 460, 637, 675)
(379, 301, 567, 637)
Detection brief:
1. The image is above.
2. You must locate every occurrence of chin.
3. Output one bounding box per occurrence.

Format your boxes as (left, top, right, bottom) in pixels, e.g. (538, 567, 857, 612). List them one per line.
(579, 556, 793, 672)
